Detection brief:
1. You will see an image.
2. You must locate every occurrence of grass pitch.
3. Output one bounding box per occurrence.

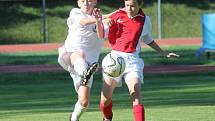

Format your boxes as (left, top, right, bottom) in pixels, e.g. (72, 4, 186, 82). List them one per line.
(0, 47, 215, 121)
(0, 72, 215, 121)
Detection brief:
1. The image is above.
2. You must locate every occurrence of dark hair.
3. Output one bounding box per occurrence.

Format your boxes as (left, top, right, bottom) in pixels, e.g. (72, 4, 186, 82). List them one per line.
(124, 0, 143, 6)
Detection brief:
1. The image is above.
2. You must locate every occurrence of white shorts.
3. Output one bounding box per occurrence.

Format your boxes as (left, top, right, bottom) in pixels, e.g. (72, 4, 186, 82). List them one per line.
(103, 51, 144, 87)
(58, 46, 94, 92)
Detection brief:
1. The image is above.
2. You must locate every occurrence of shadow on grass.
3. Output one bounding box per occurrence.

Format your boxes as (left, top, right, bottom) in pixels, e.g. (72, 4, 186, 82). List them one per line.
(0, 52, 58, 65)
(0, 47, 214, 118)
(0, 70, 215, 117)
(0, 46, 214, 65)
(143, 72, 215, 107)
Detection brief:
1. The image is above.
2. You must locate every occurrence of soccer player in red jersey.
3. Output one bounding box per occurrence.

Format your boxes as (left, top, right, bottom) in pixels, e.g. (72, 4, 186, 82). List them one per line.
(98, 0, 179, 121)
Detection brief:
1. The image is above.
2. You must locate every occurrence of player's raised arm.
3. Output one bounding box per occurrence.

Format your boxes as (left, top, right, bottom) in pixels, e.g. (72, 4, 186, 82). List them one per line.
(93, 8, 103, 38)
(79, 16, 98, 26)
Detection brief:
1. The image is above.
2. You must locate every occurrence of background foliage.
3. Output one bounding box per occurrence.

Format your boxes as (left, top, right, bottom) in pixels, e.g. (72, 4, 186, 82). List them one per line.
(0, 0, 215, 44)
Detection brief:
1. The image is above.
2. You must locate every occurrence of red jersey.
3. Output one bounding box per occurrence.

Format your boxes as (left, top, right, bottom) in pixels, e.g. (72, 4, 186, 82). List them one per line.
(108, 8, 145, 53)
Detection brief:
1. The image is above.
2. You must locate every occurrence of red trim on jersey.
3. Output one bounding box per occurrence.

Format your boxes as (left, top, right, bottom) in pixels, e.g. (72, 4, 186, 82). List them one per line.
(108, 8, 145, 53)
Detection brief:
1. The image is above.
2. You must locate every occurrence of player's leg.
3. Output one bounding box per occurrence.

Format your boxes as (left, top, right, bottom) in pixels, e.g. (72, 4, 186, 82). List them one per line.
(59, 48, 98, 121)
(69, 73, 94, 121)
(70, 51, 99, 85)
(122, 54, 145, 121)
(125, 77, 145, 121)
(58, 46, 72, 71)
(62, 50, 98, 86)
(70, 86, 90, 121)
(100, 77, 117, 121)
(80, 62, 99, 85)
(69, 51, 88, 76)
(58, 46, 93, 75)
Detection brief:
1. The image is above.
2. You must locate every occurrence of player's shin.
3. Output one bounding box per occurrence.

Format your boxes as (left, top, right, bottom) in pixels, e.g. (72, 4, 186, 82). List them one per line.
(133, 104, 145, 121)
(70, 101, 87, 121)
(100, 100, 113, 120)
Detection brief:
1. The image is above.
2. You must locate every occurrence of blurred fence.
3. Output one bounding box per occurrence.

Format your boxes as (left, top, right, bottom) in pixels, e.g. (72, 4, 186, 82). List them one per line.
(0, 0, 215, 44)
(0, 0, 73, 44)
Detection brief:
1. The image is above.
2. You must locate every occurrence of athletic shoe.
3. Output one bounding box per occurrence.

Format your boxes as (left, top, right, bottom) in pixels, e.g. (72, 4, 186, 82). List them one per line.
(80, 62, 99, 85)
(103, 118, 112, 121)
(69, 113, 79, 121)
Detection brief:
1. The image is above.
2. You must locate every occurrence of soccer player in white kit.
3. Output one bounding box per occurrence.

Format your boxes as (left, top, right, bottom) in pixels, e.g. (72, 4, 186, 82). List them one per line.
(57, 0, 103, 121)
(98, 0, 179, 121)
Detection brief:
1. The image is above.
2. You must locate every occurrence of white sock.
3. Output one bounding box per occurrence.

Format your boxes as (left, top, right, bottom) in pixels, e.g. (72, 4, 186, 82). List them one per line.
(71, 101, 87, 121)
(73, 58, 88, 76)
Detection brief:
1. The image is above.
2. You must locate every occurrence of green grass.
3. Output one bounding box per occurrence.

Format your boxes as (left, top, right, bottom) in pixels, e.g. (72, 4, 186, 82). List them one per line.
(1, 1, 215, 44)
(0, 47, 215, 121)
(141, 45, 215, 65)
(0, 71, 214, 121)
(0, 51, 57, 65)
(1, 46, 214, 66)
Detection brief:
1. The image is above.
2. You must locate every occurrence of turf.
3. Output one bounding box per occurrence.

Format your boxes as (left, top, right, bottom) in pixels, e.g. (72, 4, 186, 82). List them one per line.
(0, 47, 214, 121)
(0, 71, 215, 121)
(0, 46, 214, 65)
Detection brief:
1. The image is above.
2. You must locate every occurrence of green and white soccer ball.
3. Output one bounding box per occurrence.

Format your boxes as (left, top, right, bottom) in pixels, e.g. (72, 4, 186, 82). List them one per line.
(102, 53, 126, 77)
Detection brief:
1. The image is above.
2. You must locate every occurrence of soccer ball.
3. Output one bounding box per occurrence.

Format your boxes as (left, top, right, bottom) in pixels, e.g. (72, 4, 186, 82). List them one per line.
(102, 53, 126, 77)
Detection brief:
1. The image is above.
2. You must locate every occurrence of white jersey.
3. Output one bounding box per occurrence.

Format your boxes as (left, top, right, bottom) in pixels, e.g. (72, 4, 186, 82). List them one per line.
(64, 8, 102, 63)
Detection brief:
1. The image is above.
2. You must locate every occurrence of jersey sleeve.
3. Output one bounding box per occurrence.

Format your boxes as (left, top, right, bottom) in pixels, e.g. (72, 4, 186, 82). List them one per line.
(142, 16, 154, 44)
(67, 8, 83, 29)
(102, 11, 118, 39)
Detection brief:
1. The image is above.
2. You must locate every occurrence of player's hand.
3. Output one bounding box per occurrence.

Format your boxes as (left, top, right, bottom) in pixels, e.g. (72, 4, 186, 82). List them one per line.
(103, 18, 113, 27)
(93, 8, 102, 22)
(166, 52, 180, 58)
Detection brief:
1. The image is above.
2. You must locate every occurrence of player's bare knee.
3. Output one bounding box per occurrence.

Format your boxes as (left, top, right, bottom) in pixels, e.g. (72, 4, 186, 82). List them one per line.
(101, 97, 112, 106)
(132, 100, 141, 106)
(101, 90, 112, 100)
(59, 53, 71, 67)
(79, 99, 89, 107)
(58, 57, 68, 71)
(77, 51, 86, 58)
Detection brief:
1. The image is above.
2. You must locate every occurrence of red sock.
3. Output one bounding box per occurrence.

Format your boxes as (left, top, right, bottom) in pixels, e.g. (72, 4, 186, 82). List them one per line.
(133, 104, 145, 121)
(100, 101, 113, 119)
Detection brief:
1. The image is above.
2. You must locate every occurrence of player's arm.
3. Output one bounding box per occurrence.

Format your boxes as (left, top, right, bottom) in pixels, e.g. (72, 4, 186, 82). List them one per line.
(94, 9, 117, 39)
(79, 9, 113, 27)
(79, 17, 98, 26)
(99, 11, 117, 38)
(148, 41, 179, 58)
(143, 16, 179, 58)
(93, 8, 103, 38)
(148, 41, 167, 56)
(68, 8, 96, 27)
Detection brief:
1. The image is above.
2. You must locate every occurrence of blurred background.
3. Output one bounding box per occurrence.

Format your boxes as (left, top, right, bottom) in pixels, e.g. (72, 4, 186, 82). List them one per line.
(1, 1, 215, 121)
(0, 0, 215, 44)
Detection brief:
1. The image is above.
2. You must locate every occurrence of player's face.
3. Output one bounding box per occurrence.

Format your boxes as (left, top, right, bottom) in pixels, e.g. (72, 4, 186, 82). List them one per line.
(78, 0, 97, 14)
(124, 0, 140, 17)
